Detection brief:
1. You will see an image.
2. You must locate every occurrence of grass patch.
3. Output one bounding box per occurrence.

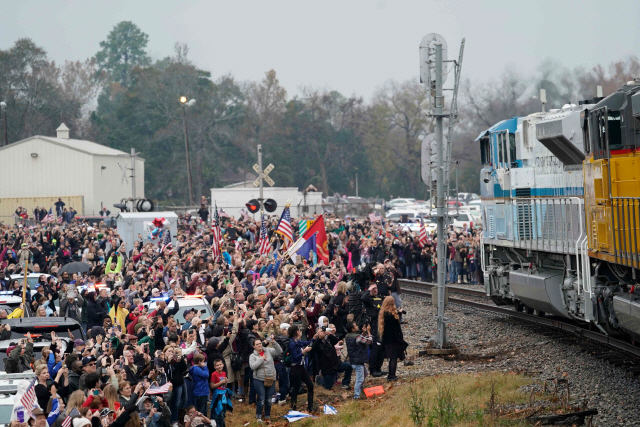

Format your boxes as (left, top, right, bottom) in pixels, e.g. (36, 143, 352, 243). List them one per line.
(227, 372, 538, 426)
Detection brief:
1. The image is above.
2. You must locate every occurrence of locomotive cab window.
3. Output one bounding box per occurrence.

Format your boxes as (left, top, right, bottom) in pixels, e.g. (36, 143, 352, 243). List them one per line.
(606, 111, 622, 150)
(480, 136, 491, 165)
(509, 133, 516, 164)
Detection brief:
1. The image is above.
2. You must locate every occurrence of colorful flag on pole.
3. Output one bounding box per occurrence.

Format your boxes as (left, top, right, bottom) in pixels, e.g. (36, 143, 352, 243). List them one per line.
(275, 206, 293, 249)
(240, 208, 251, 222)
(302, 215, 329, 264)
(258, 215, 271, 256)
(295, 232, 317, 262)
(211, 203, 222, 261)
(298, 219, 312, 236)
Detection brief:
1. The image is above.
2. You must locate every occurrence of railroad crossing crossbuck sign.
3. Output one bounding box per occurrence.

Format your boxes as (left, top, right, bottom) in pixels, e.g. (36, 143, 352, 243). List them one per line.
(253, 163, 275, 187)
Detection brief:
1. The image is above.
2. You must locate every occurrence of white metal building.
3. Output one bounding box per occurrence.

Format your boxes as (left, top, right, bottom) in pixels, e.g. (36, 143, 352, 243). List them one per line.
(211, 182, 323, 219)
(0, 123, 144, 216)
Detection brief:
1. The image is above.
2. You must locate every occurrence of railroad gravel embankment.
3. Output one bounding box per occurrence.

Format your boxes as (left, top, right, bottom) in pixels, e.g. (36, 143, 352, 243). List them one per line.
(395, 293, 640, 426)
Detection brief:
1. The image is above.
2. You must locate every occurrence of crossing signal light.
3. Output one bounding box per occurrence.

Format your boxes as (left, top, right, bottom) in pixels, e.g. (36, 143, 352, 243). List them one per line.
(264, 199, 277, 213)
(246, 199, 260, 213)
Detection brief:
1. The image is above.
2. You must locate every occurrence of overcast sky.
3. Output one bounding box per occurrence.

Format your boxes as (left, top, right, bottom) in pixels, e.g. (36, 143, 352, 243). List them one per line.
(4, 0, 640, 99)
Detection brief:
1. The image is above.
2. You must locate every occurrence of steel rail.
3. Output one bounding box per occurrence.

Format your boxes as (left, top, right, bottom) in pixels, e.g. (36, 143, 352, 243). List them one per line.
(399, 279, 486, 297)
(400, 282, 640, 358)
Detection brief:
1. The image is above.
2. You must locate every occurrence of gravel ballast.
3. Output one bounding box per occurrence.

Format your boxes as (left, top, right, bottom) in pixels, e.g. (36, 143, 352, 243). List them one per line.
(395, 294, 640, 426)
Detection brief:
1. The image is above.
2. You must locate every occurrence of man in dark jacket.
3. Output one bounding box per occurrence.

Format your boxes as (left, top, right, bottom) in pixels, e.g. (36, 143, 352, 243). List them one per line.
(239, 319, 259, 404)
(345, 321, 373, 399)
(167, 350, 188, 425)
(361, 284, 386, 377)
(274, 323, 291, 405)
(86, 291, 108, 330)
(5, 335, 34, 373)
(311, 329, 351, 390)
(67, 360, 83, 394)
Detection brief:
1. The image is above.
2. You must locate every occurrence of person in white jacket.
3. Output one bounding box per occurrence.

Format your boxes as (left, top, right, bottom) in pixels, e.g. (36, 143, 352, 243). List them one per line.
(249, 337, 282, 423)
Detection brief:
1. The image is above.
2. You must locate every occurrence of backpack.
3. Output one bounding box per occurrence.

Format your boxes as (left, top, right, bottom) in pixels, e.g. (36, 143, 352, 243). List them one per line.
(230, 351, 243, 372)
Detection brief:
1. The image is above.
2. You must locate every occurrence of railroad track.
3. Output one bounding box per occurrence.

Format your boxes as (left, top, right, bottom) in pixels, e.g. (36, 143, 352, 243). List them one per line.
(399, 279, 640, 371)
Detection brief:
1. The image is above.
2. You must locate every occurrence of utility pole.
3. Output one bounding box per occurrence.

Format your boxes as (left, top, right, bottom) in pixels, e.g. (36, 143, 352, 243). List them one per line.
(180, 99, 195, 206)
(434, 42, 447, 348)
(355, 173, 359, 198)
(420, 33, 465, 349)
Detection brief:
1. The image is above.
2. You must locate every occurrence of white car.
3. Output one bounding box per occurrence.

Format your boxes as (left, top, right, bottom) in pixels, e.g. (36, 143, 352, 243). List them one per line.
(143, 295, 214, 324)
(10, 274, 51, 288)
(386, 198, 417, 209)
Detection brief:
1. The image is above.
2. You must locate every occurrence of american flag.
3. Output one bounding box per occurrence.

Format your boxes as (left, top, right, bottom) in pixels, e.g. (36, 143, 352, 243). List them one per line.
(61, 407, 80, 427)
(146, 383, 172, 395)
(211, 203, 222, 261)
(160, 229, 172, 253)
(275, 206, 293, 249)
(42, 208, 56, 223)
(218, 208, 230, 218)
(240, 209, 251, 222)
(369, 212, 382, 222)
(20, 378, 37, 415)
(258, 215, 271, 256)
(57, 214, 63, 223)
(419, 220, 428, 247)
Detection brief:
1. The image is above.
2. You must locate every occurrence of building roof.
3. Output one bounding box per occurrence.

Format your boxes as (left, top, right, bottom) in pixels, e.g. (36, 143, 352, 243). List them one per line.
(0, 135, 145, 159)
(117, 212, 179, 219)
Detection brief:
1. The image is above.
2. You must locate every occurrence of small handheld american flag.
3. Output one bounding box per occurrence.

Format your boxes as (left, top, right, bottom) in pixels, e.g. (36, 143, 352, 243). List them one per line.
(61, 407, 80, 427)
(211, 203, 222, 261)
(42, 208, 55, 223)
(160, 229, 172, 253)
(258, 215, 271, 256)
(419, 219, 428, 247)
(275, 206, 293, 249)
(20, 378, 37, 416)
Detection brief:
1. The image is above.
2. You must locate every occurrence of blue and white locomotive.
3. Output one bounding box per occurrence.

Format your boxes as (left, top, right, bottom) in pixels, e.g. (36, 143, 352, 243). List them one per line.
(478, 103, 595, 323)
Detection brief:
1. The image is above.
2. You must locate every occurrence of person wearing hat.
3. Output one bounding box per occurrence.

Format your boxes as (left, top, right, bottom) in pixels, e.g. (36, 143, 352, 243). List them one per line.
(30, 408, 48, 427)
(181, 308, 197, 331)
(5, 332, 34, 373)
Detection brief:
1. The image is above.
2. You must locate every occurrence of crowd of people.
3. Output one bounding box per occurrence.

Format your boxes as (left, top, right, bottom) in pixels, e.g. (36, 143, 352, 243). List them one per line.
(2, 198, 482, 426)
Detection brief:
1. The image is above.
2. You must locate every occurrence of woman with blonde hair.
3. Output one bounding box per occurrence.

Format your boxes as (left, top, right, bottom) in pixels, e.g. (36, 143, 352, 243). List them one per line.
(378, 296, 405, 381)
(103, 384, 120, 411)
(67, 390, 86, 413)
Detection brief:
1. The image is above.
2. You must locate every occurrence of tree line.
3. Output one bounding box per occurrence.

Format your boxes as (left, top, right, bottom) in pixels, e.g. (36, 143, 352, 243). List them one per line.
(1, 21, 638, 203)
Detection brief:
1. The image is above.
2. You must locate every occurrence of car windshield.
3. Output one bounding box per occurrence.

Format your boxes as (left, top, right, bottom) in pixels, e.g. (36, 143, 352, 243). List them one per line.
(145, 300, 212, 324)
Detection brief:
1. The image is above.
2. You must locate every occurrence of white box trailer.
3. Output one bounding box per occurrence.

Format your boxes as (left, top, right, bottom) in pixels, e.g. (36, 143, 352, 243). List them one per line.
(116, 212, 178, 254)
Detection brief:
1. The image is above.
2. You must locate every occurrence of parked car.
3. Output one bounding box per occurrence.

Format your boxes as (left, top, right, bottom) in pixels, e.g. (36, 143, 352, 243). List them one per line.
(0, 318, 86, 371)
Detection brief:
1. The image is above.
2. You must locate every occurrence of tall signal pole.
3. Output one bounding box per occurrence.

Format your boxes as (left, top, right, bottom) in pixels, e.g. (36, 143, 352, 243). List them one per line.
(420, 34, 465, 349)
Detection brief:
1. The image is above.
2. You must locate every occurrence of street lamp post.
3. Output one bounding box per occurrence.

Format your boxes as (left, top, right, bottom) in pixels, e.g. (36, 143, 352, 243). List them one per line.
(180, 96, 196, 206)
(0, 102, 7, 147)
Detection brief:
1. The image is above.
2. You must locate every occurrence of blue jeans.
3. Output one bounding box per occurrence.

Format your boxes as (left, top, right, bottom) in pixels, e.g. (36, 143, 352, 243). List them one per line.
(244, 365, 256, 404)
(322, 362, 353, 390)
(275, 362, 290, 401)
(252, 378, 275, 419)
(170, 384, 187, 422)
(352, 364, 365, 398)
(391, 292, 402, 310)
(454, 261, 463, 282)
(448, 260, 455, 283)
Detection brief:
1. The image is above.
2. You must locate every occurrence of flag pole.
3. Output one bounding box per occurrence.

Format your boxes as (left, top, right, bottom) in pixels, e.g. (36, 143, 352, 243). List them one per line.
(21, 260, 28, 318)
